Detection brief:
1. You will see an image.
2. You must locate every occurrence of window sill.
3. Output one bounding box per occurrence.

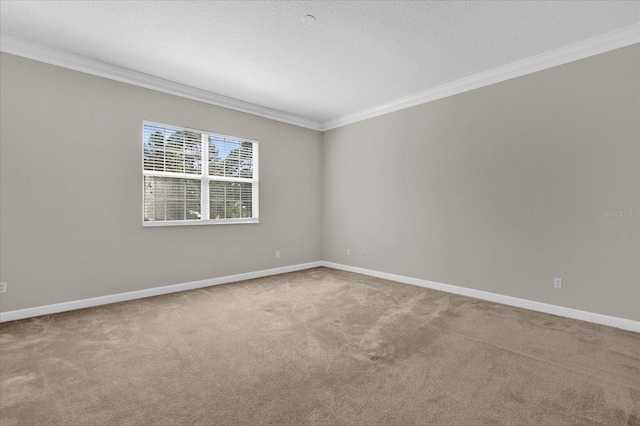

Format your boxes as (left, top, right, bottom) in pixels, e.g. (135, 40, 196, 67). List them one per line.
(143, 218, 259, 227)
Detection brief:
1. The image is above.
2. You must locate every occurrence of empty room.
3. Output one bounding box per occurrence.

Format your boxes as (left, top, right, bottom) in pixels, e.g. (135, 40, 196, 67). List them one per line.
(1, 1, 639, 425)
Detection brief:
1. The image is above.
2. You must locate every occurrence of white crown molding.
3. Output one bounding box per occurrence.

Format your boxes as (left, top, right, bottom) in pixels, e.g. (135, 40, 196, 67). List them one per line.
(320, 262, 640, 333)
(321, 24, 640, 131)
(0, 261, 323, 322)
(0, 33, 323, 131)
(2, 25, 639, 133)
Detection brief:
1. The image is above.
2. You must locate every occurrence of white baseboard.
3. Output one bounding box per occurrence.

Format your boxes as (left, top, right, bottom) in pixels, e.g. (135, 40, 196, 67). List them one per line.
(320, 261, 640, 333)
(0, 261, 323, 323)
(2, 260, 638, 333)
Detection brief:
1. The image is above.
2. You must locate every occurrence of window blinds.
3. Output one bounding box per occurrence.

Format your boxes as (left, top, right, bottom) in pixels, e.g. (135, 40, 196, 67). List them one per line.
(143, 122, 258, 225)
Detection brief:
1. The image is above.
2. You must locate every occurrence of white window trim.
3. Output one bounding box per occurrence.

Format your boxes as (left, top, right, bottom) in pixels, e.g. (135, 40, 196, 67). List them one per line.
(142, 120, 259, 227)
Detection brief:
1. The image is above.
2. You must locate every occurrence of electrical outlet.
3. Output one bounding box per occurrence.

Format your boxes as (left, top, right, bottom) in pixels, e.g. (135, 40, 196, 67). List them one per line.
(553, 277, 563, 289)
(0, 282, 6, 294)
(276, 251, 280, 258)
(362, 251, 366, 257)
(346, 249, 350, 255)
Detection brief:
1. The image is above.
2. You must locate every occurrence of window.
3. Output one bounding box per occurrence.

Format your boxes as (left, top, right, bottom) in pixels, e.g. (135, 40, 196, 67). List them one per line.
(142, 121, 258, 226)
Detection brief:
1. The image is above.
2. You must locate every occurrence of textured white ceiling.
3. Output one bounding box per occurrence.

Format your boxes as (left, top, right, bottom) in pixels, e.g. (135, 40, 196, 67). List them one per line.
(1, 1, 639, 124)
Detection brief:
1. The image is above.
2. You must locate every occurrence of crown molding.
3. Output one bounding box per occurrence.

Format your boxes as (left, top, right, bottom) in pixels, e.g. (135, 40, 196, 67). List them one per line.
(321, 24, 640, 131)
(2, 24, 639, 134)
(0, 34, 323, 131)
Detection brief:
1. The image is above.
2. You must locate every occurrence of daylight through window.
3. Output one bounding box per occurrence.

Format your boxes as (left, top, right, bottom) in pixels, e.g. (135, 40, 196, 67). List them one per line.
(142, 122, 258, 226)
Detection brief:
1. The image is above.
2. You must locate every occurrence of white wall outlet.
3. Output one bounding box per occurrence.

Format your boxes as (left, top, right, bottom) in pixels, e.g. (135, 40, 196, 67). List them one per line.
(346, 249, 350, 255)
(276, 251, 280, 258)
(553, 277, 563, 289)
(0, 282, 6, 294)
(362, 251, 366, 257)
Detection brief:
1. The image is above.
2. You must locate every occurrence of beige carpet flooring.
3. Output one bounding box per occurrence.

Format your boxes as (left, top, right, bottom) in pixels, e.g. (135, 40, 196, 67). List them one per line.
(1, 267, 639, 425)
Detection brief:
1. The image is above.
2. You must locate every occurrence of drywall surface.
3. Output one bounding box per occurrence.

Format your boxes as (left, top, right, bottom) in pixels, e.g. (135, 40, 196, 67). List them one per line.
(322, 44, 640, 321)
(0, 53, 322, 312)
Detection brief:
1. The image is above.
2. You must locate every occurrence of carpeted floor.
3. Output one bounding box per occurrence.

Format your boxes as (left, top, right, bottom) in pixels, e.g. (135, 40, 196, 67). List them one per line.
(1, 267, 638, 425)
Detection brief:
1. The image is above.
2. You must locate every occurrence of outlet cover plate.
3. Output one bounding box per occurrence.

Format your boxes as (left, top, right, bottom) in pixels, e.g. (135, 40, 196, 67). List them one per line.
(554, 277, 563, 289)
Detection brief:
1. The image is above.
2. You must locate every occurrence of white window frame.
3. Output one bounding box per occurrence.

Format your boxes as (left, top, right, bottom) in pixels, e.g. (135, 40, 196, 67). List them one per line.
(142, 121, 259, 227)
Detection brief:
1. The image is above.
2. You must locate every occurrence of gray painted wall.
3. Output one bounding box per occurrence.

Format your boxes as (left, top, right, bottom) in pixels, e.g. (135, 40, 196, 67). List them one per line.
(322, 45, 640, 321)
(0, 53, 323, 312)
(2, 45, 638, 322)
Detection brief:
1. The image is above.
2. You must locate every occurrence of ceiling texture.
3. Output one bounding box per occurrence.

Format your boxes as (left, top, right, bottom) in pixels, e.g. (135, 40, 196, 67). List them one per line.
(1, 1, 639, 130)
